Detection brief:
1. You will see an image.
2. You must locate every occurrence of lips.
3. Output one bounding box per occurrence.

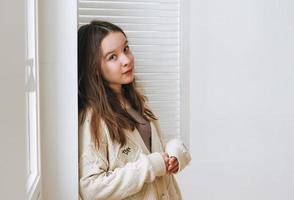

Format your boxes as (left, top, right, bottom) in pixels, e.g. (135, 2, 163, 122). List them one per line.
(122, 68, 133, 74)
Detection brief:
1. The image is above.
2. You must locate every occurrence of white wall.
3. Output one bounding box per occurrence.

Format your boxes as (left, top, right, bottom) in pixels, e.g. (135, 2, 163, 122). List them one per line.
(0, 0, 26, 199)
(177, 0, 294, 199)
(38, 0, 78, 199)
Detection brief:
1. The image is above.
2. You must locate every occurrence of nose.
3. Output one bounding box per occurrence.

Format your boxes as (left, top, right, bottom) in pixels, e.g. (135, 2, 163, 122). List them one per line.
(121, 53, 131, 67)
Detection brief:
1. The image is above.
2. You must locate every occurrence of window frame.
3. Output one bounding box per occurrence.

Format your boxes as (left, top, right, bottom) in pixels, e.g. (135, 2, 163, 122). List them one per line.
(25, 0, 41, 198)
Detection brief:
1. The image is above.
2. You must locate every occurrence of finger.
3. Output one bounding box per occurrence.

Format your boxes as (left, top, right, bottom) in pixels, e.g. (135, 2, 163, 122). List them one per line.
(168, 157, 175, 164)
(169, 163, 179, 173)
(168, 161, 178, 170)
(167, 162, 178, 171)
(169, 157, 177, 165)
(169, 160, 178, 169)
(168, 162, 177, 169)
(171, 165, 179, 173)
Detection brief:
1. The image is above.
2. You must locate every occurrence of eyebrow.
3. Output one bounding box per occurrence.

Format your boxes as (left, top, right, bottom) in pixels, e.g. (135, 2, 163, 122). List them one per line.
(104, 40, 129, 58)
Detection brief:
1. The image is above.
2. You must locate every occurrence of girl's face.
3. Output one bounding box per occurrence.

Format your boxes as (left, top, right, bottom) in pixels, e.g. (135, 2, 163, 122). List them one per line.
(100, 31, 135, 92)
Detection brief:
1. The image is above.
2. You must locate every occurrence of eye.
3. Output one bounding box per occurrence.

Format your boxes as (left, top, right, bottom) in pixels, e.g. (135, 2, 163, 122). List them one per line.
(124, 45, 130, 52)
(108, 54, 117, 61)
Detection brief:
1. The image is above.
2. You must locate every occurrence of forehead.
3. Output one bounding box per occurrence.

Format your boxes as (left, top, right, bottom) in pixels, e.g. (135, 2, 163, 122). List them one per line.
(101, 32, 127, 55)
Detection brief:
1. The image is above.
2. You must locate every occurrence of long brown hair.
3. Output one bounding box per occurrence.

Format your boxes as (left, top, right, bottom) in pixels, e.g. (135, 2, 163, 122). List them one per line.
(78, 20, 157, 149)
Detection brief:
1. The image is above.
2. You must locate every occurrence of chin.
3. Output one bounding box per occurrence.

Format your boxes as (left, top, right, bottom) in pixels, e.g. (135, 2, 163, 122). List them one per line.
(122, 75, 134, 85)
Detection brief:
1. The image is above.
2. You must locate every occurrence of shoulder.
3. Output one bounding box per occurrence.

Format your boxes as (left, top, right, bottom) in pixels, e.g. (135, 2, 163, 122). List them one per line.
(78, 109, 110, 166)
(79, 108, 108, 148)
(78, 109, 109, 168)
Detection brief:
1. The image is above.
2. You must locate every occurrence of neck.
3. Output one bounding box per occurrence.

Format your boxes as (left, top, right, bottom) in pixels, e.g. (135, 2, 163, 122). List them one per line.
(117, 94, 131, 109)
(109, 83, 122, 94)
(109, 84, 130, 109)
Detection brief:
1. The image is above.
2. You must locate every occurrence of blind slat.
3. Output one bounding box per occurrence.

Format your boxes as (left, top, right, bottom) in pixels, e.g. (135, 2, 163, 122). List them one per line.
(80, 0, 178, 4)
(78, 23, 179, 31)
(79, 8, 178, 17)
(134, 52, 178, 58)
(125, 31, 178, 38)
(79, 16, 179, 24)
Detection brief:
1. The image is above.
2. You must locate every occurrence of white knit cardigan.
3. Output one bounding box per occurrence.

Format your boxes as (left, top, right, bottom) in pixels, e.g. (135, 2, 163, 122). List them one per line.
(79, 109, 191, 200)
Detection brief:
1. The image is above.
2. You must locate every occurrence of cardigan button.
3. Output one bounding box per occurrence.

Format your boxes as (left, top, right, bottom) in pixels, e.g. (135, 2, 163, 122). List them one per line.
(162, 193, 168, 200)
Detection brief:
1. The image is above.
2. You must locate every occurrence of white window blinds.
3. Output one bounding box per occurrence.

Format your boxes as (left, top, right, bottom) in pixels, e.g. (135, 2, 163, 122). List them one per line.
(78, 0, 185, 144)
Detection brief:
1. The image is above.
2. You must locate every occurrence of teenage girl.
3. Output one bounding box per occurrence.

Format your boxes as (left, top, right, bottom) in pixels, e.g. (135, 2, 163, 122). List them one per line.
(78, 20, 191, 200)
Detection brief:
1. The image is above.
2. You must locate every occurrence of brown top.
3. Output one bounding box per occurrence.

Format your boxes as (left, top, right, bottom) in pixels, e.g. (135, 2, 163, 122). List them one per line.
(125, 106, 152, 152)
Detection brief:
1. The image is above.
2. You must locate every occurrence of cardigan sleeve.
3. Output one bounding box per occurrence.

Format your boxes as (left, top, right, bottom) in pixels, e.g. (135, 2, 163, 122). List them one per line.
(149, 112, 191, 174)
(165, 138, 192, 173)
(79, 115, 167, 200)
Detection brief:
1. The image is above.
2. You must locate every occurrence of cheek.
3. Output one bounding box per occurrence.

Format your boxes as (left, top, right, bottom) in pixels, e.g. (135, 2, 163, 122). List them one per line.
(101, 62, 121, 81)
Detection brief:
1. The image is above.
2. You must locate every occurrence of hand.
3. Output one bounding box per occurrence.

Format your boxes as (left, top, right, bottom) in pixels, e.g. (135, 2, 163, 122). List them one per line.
(167, 156, 179, 174)
(160, 152, 170, 172)
(160, 152, 179, 174)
